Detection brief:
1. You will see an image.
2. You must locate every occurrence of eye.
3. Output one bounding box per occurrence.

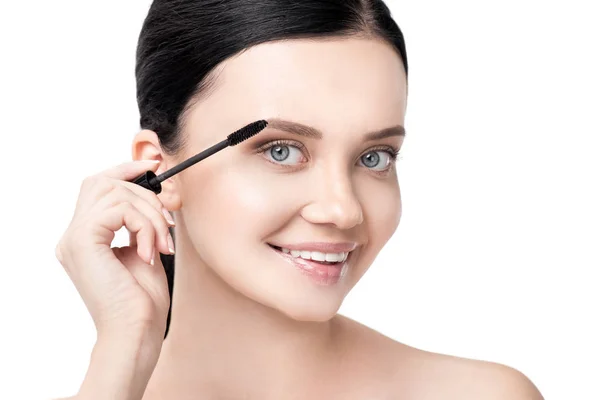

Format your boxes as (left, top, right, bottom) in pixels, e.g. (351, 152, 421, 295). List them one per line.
(260, 140, 306, 166)
(256, 140, 400, 172)
(359, 148, 400, 171)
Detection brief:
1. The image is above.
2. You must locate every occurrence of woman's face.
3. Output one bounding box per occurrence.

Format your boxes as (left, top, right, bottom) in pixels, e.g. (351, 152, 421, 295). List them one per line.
(171, 37, 407, 321)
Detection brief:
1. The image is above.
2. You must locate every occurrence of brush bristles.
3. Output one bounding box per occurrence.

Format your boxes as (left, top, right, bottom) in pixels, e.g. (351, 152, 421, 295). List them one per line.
(227, 120, 268, 146)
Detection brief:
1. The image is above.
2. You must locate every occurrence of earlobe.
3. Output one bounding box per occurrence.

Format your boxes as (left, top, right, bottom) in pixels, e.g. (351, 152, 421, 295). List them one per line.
(157, 178, 183, 212)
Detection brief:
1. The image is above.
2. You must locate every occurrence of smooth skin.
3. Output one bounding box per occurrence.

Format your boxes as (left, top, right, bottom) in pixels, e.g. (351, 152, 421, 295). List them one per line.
(55, 37, 543, 399)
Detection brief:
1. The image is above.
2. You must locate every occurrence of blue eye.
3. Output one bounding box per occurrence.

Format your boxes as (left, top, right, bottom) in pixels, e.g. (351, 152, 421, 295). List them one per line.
(262, 141, 305, 165)
(258, 140, 400, 172)
(359, 150, 397, 171)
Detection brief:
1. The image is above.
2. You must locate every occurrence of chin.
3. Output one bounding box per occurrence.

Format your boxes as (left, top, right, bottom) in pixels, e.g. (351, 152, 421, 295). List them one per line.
(274, 299, 342, 322)
(208, 241, 361, 322)
(226, 273, 348, 322)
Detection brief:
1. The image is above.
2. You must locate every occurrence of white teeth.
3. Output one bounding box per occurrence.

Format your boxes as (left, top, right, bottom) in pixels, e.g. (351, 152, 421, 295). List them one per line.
(326, 252, 345, 262)
(278, 247, 348, 263)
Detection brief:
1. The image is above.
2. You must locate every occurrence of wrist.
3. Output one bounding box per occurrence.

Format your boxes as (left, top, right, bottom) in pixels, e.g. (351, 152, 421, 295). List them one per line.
(77, 331, 162, 400)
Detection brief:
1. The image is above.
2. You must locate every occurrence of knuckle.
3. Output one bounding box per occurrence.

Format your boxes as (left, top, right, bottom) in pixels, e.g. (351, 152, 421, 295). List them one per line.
(149, 212, 169, 235)
(54, 241, 64, 264)
(118, 201, 136, 214)
(133, 184, 163, 211)
(83, 175, 115, 197)
(133, 208, 153, 230)
(80, 176, 95, 190)
(55, 235, 76, 271)
(159, 218, 171, 234)
(104, 189, 127, 208)
(149, 196, 164, 212)
(110, 182, 129, 196)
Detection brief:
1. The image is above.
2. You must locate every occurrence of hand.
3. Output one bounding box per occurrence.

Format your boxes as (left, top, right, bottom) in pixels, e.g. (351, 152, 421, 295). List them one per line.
(55, 160, 175, 343)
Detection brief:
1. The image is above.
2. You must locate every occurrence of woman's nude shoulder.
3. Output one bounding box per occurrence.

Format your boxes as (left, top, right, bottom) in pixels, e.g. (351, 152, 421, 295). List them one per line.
(334, 315, 544, 400)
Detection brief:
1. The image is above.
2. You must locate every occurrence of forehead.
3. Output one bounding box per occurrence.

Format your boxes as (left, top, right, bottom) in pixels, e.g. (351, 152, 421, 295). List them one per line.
(185, 37, 407, 143)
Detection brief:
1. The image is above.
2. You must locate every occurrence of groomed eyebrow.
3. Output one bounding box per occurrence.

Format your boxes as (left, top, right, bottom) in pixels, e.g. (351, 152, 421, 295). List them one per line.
(265, 118, 405, 141)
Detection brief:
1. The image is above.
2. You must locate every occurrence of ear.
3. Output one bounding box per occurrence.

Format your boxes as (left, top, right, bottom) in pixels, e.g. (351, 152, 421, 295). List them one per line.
(131, 129, 183, 212)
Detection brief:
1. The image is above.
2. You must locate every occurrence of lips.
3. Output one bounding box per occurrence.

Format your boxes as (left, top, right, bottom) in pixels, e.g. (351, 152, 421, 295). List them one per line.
(268, 244, 340, 265)
(267, 243, 352, 286)
(269, 241, 358, 253)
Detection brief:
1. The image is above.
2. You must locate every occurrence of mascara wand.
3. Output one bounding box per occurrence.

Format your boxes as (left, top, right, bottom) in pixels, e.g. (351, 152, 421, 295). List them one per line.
(131, 120, 268, 194)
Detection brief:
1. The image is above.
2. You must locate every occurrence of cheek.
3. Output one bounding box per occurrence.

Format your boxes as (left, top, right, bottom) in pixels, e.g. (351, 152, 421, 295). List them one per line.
(371, 184, 402, 238)
(183, 167, 291, 250)
(359, 181, 402, 262)
(362, 173, 401, 225)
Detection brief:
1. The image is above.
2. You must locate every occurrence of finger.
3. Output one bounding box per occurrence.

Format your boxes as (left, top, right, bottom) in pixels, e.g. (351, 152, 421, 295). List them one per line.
(118, 179, 176, 227)
(92, 185, 174, 256)
(100, 160, 161, 182)
(76, 160, 162, 213)
(129, 229, 137, 248)
(97, 201, 156, 265)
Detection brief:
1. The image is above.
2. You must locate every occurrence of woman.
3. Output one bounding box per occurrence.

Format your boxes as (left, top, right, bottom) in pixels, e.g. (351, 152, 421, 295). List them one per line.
(55, 1, 543, 399)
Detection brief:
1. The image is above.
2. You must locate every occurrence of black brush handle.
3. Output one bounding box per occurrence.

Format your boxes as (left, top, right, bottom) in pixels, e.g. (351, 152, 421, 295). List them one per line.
(130, 120, 268, 195)
(132, 170, 162, 194)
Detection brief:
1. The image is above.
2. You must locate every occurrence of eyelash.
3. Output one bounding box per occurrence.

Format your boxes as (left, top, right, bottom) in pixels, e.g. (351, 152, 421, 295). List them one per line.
(255, 139, 401, 174)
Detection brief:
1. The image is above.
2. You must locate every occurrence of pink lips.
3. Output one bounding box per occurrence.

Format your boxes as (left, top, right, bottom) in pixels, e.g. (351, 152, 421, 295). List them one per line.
(269, 244, 351, 286)
(270, 241, 358, 253)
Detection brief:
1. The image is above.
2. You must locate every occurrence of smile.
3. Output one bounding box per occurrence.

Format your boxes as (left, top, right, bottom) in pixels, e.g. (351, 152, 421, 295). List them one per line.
(267, 243, 355, 286)
(268, 244, 348, 265)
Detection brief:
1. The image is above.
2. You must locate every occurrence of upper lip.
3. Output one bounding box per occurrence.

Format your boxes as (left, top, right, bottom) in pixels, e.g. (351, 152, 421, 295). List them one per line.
(269, 242, 359, 253)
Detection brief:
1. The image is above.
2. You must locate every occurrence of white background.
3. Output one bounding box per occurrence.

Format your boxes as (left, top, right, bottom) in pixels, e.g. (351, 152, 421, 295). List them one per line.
(1, 1, 598, 399)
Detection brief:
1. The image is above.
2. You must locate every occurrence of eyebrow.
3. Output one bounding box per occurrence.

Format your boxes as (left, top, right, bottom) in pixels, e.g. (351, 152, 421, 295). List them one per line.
(265, 118, 405, 141)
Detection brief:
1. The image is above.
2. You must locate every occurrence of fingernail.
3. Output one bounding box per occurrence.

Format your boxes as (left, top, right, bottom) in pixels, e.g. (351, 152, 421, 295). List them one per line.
(134, 159, 160, 164)
(167, 233, 175, 254)
(162, 207, 175, 226)
(150, 250, 155, 266)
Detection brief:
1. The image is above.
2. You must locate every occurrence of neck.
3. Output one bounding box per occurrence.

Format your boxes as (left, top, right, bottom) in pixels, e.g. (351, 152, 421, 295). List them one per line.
(150, 236, 344, 398)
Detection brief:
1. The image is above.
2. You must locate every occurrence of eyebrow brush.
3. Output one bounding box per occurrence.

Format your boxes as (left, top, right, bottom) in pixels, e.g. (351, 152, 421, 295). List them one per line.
(131, 120, 268, 194)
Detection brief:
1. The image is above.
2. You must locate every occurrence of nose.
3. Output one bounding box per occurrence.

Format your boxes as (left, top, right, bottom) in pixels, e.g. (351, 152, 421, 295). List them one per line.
(300, 168, 364, 230)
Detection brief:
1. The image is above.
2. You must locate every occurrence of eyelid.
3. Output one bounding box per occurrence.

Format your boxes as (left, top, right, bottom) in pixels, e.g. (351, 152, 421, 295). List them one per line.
(367, 144, 401, 156)
(253, 139, 306, 154)
(254, 139, 399, 157)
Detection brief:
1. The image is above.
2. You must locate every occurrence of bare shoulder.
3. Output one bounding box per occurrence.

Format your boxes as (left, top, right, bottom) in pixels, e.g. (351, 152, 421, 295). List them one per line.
(403, 349, 545, 400)
(335, 315, 544, 400)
